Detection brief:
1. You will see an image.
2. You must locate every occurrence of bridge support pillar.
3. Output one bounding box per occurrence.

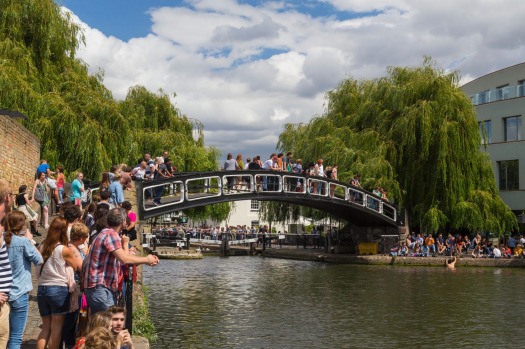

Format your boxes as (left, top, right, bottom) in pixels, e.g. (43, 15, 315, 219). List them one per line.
(220, 237, 230, 256)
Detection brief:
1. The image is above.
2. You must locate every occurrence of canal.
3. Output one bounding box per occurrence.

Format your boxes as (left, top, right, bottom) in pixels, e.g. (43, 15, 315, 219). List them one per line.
(143, 256, 524, 349)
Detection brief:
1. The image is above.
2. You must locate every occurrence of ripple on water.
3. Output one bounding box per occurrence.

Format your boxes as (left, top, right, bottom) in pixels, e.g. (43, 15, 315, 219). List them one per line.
(144, 257, 525, 349)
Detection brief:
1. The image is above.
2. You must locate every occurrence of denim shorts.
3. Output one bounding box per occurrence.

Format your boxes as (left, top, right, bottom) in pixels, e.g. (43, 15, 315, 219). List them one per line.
(37, 285, 70, 317)
(84, 285, 116, 315)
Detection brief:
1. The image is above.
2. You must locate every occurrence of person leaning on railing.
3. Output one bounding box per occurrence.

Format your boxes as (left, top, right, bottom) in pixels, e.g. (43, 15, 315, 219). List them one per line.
(83, 208, 159, 315)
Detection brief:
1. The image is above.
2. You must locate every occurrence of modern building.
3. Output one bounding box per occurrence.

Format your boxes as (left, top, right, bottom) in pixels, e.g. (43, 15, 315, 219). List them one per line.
(462, 62, 525, 214)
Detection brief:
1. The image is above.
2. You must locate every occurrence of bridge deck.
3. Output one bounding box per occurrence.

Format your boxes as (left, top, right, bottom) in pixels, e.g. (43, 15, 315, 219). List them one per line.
(134, 171, 403, 227)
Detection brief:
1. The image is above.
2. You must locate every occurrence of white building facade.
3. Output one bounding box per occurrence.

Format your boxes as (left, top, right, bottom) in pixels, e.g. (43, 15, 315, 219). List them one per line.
(462, 62, 525, 214)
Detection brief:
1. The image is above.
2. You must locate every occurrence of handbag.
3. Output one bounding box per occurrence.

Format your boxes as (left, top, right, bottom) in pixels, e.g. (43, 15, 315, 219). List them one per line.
(66, 265, 79, 313)
(34, 184, 46, 202)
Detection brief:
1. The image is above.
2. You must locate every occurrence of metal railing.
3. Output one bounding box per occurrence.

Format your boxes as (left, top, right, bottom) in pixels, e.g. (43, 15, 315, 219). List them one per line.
(135, 171, 401, 225)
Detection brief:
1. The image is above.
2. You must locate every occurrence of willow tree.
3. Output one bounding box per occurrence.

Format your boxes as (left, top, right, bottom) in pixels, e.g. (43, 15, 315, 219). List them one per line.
(278, 59, 517, 234)
(0, 0, 231, 221)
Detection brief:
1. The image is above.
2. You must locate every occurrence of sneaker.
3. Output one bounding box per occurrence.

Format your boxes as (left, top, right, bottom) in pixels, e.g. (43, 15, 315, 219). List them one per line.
(34, 231, 42, 237)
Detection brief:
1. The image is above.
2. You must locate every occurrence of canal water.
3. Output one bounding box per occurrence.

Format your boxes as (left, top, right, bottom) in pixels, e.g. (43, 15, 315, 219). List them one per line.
(143, 256, 525, 349)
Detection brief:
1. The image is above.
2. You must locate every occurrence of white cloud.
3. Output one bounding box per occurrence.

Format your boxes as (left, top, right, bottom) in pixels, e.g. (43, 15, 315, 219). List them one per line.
(66, 0, 525, 160)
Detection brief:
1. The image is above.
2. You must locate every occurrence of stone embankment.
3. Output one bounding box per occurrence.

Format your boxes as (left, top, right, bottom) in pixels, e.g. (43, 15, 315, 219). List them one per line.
(149, 247, 203, 260)
(261, 248, 525, 268)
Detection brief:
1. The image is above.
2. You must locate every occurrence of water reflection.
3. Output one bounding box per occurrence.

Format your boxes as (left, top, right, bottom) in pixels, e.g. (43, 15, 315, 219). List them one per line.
(143, 257, 525, 349)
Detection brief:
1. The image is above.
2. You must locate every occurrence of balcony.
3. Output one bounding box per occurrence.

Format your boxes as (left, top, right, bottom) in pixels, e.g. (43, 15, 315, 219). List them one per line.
(470, 84, 525, 105)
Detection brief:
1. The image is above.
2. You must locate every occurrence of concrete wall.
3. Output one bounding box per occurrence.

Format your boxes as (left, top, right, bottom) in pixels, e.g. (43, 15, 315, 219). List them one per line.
(0, 115, 40, 193)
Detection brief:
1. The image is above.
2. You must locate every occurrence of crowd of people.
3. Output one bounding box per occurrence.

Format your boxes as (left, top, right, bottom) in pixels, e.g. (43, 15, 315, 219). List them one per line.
(222, 152, 343, 196)
(0, 158, 160, 349)
(390, 231, 525, 259)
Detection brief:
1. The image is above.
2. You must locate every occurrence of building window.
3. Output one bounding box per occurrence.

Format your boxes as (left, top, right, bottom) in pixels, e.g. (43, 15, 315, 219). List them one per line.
(495, 84, 509, 100)
(478, 120, 492, 144)
(250, 200, 259, 211)
(478, 90, 489, 104)
(519, 80, 525, 97)
(504, 116, 521, 141)
(498, 160, 519, 190)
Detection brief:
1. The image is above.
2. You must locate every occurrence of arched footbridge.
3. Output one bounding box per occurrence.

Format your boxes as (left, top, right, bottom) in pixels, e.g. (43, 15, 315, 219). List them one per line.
(134, 170, 403, 227)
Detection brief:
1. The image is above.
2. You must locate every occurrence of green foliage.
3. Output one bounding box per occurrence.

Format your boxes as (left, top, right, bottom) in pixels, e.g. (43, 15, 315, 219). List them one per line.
(277, 58, 517, 234)
(259, 201, 302, 224)
(184, 202, 232, 224)
(132, 291, 158, 343)
(0, 0, 230, 221)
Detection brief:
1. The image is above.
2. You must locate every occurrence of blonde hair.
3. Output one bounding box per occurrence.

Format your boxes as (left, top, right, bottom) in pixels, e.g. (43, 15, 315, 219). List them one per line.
(87, 311, 112, 333)
(84, 328, 117, 349)
(70, 222, 90, 241)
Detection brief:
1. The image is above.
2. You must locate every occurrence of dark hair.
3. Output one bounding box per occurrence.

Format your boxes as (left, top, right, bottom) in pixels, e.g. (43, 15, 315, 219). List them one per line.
(82, 202, 98, 222)
(18, 185, 27, 193)
(106, 208, 124, 227)
(63, 204, 82, 223)
(108, 305, 127, 316)
(100, 190, 112, 200)
(121, 201, 132, 210)
(94, 207, 109, 234)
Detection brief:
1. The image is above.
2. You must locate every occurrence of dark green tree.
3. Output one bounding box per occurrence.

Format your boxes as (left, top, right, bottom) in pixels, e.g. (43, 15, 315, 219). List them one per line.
(278, 59, 516, 234)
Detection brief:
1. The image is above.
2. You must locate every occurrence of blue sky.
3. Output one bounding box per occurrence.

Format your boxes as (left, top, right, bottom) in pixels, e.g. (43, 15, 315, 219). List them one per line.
(58, 0, 379, 42)
(57, 0, 525, 159)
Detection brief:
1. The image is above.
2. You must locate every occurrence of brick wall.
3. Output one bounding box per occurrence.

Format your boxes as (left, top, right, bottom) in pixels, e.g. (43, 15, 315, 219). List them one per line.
(0, 115, 40, 193)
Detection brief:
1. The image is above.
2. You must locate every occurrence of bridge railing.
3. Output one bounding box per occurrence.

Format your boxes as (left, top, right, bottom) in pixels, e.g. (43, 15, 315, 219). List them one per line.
(135, 171, 399, 224)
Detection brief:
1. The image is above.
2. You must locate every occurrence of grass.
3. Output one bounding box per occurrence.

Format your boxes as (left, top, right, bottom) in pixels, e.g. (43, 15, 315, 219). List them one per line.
(132, 285, 158, 343)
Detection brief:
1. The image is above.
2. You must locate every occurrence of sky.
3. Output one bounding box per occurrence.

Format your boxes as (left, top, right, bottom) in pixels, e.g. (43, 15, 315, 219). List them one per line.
(57, 0, 525, 161)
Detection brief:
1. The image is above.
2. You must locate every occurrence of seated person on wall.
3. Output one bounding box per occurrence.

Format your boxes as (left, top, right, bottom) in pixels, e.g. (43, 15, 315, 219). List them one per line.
(463, 235, 471, 251)
(471, 245, 482, 258)
(411, 243, 421, 257)
(490, 245, 502, 258)
(514, 244, 524, 258)
(399, 242, 408, 256)
(424, 234, 436, 255)
(445, 234, 455, 256)
(421, 243, 430, 257)
(406, 234, 415, 250)
(436, 234, 446, 255)
(389, 242, 399, 257)
(502, 245, 512, 258)
(455, 237, 465, 256)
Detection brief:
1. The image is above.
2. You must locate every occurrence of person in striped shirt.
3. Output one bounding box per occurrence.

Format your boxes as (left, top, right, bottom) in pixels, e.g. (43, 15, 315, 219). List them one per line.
(0, 179, 14, 347)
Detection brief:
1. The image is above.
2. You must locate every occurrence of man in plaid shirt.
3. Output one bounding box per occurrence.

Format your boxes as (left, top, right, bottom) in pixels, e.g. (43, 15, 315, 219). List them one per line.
(83, 208, 159, 314)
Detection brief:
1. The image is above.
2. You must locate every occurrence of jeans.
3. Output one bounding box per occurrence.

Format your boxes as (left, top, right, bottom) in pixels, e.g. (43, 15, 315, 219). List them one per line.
(58, 187, 64, 203)
(85, 286, 116, 315)
(8, 293, 29, 349)
(154, 186, 164, 204)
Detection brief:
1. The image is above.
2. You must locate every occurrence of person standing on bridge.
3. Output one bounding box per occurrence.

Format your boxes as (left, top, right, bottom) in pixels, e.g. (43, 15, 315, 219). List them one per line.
(313, 158, 326, 195)
(83, 208, 159, 315)
(223, 153, 239, 193)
